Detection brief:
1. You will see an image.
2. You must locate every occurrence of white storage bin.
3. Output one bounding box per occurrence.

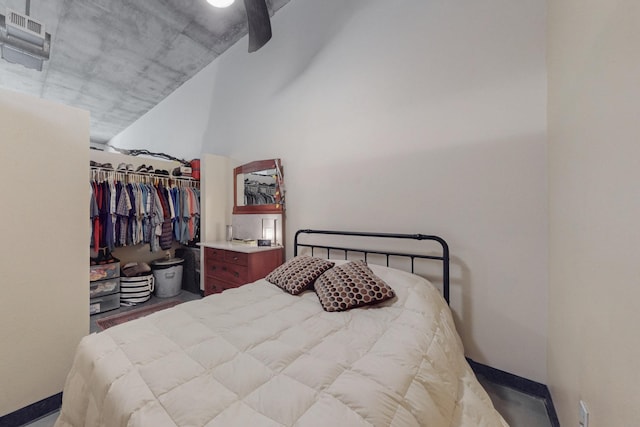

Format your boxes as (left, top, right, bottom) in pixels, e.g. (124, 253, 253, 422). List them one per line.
(152, 258, 184, 298)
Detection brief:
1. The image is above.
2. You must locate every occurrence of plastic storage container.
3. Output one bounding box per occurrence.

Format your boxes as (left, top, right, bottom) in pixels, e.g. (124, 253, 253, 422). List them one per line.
(90, 278, 120, 298)
(90, 262, 120, 282)
(90, 293, 120, 315)
(152, 258, 184, 298)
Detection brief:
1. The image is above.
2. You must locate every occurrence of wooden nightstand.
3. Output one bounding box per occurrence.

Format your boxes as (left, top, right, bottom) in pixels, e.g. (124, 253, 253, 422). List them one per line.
(203, 244, 283, 296)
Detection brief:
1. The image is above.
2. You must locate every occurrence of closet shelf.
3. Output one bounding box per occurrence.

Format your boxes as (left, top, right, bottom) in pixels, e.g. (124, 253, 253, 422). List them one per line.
(90, 166, 199, 185)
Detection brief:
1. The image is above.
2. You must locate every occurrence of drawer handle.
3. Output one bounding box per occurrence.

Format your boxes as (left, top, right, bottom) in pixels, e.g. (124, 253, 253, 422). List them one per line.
(222, 267, 227, 271)
(211, 266, 217, 271)
(233, 256, 239, 261)
(233, 272, 239, 278)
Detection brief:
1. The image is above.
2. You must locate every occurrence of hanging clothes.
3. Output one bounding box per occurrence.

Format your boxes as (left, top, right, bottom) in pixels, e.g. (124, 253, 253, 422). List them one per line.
(157, 184, 173, 251)
(90, 183, 100, 252)
(90, 167, 200, 252)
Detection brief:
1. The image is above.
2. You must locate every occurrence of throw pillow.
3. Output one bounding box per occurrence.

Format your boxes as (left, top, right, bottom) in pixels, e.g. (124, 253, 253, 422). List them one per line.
(266, 256, 335, 295)
(314, 260, 395, 312)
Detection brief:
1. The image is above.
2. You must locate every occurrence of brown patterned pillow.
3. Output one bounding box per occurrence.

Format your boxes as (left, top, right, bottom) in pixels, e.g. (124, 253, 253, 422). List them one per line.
(266, 256, 335, 295)
(314, 260, 395, 312)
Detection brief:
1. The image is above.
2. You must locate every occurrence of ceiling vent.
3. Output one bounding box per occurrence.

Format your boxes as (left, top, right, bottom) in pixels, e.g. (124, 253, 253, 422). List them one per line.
(0, 8, 51, 71)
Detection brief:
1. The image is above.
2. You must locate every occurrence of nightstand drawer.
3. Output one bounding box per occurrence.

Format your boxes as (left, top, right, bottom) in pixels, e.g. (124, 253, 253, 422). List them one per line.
(205, 278, 239, 295)
(206, 260, 248, 284)
(225, 251, 248, 266)
(202, 245, 283, 296)
(205, 247, 225, 262)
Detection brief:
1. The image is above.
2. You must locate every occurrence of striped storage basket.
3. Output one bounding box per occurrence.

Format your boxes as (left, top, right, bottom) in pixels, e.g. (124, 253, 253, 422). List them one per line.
(119, 274, 154, 306)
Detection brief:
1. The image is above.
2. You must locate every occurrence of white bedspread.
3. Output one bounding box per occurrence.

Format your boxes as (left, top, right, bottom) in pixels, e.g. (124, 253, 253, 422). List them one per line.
(55, 265, 508, 427)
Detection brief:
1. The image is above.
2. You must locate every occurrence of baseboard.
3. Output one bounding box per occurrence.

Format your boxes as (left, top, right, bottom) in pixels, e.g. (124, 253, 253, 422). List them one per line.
(467, 358, 560, 427)
(0, 393, 61, 427)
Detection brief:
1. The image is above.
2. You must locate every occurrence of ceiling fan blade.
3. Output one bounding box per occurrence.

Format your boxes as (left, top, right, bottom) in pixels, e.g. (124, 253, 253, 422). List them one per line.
(243, 0, 272, 52)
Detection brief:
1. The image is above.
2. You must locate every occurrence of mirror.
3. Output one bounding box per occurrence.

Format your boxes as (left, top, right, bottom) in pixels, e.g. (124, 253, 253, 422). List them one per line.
(233, 159, 284, 214)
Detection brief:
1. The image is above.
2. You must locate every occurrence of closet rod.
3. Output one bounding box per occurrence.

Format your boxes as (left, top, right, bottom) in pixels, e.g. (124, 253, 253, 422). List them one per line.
(89, 166, 199, 183)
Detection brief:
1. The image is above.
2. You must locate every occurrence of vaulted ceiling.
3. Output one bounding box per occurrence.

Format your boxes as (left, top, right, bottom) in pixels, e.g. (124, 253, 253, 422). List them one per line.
(0, 0, 290, 143)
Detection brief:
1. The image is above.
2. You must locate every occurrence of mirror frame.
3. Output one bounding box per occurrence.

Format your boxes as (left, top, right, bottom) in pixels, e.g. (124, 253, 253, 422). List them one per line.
(233, 158, 284, 214)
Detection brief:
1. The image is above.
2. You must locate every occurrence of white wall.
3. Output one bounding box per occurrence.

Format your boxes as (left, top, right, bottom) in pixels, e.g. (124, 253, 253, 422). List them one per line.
(108, 58, 221, 160)
(201, 153, 233, 243)
(0, 89, 90, 416)
(112, 0, 548, 382)
(547, 0, 640, 425)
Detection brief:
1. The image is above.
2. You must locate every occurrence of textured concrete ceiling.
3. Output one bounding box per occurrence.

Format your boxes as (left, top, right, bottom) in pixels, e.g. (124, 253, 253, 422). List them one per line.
(0, 0, 290, 143)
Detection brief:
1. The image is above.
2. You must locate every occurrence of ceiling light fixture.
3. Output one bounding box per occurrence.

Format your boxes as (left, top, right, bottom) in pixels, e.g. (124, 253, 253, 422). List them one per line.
(206, 0, 272, 52)
(207, 0, 235, 8)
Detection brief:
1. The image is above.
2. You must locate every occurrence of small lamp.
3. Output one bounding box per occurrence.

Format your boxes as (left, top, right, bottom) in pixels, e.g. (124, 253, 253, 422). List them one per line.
(261, 218, 276, 246)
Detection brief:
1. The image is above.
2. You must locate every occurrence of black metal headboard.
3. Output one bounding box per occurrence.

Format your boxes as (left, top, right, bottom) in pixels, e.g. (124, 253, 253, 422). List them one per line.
(294, 229, 450, 304)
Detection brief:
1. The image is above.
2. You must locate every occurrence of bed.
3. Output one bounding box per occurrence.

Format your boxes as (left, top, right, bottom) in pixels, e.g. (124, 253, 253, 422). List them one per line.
(55, 230, 508, 427)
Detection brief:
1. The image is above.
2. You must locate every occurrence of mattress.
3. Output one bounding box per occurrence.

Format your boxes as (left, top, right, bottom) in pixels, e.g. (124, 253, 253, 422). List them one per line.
(55, 264, 508, 427)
